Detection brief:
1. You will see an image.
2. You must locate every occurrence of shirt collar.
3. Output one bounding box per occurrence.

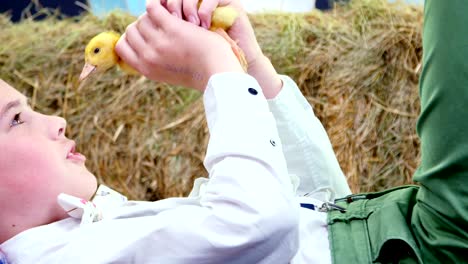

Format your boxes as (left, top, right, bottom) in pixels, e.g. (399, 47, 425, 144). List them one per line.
(57, 185, 128, 226)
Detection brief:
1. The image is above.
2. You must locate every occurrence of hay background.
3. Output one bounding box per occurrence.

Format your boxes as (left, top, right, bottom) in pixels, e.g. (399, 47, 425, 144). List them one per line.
(0, 0, 423, 200)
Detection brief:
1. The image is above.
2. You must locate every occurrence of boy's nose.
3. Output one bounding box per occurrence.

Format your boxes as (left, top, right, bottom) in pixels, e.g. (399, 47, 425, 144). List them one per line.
(48, 116, 67, 140)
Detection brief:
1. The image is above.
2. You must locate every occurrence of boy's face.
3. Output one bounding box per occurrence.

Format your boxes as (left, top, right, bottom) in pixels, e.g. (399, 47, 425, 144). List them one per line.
(0, 80, 97, 225)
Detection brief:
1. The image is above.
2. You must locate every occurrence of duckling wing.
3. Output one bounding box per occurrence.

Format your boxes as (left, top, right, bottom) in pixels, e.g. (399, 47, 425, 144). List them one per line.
(118, 60, 139, 75)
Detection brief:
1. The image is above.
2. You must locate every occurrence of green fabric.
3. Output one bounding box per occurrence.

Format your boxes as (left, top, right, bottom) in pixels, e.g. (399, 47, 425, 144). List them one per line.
(328, 0, 468, 262)
(411, 0, 468, 262)
(329, 186, 421, 263)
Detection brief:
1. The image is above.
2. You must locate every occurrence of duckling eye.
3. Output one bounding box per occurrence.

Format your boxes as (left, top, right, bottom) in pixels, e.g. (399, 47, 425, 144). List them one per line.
(94, 48, 100, 54)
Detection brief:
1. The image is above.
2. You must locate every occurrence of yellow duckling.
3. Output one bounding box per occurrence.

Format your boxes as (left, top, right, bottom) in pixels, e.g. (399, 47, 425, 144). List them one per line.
(79, 5, 247, 81)
(79, 31, 137, 81)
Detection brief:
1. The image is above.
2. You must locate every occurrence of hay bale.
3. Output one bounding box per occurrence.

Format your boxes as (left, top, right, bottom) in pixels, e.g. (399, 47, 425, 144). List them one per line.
(0, 0, 423, 199)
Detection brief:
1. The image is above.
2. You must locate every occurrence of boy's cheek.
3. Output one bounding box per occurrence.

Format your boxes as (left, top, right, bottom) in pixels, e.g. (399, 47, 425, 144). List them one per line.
(0, 145, 63, 192)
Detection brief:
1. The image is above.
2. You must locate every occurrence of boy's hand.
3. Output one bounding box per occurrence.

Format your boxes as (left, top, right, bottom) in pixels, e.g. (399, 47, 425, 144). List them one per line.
(115, 0, 243, 92)
(165, 0, 283, 98)
(165, 0, 261, 69)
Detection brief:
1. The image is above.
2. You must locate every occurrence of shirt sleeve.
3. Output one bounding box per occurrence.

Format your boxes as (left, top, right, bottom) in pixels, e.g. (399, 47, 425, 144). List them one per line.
(47, 73, 300, 264)
(267, 75, 351, 200)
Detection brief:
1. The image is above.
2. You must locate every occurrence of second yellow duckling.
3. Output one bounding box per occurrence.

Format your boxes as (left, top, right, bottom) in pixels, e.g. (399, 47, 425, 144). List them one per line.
(79, 5, 247, 81)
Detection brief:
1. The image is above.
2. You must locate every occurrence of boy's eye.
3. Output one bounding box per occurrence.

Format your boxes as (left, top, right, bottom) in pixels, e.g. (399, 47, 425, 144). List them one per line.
(10, 113, 25, 127)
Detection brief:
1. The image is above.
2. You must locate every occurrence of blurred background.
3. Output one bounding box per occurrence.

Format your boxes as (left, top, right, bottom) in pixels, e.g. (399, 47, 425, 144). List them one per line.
(0, 0, 424, 22)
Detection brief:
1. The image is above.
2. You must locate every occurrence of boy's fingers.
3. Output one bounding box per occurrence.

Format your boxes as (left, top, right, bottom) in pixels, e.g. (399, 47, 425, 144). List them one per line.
(197, 0, 218, 29)
(147, 0, 175, 27)
(151, 0, 169, 8)
(137, 14, 158, 43)
(125, 22, 147, 56)
(165, 0, 182, 19)
(182, 0, 200, 25)
(115, 34, 139, 69)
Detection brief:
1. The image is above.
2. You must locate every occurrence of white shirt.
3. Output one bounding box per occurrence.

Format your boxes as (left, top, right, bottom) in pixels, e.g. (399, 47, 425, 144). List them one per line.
(1, 73, 350, 263)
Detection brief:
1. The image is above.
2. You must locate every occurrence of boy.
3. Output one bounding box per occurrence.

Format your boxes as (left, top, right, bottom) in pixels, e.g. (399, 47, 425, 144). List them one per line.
(0, 0, 349, 262)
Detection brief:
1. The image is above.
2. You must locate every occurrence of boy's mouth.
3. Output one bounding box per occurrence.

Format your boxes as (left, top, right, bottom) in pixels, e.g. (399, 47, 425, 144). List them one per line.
(67, 143, 86, 163)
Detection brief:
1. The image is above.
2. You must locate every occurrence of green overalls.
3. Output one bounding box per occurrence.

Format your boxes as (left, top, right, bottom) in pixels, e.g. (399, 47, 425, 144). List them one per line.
(328, 0, 468, 262)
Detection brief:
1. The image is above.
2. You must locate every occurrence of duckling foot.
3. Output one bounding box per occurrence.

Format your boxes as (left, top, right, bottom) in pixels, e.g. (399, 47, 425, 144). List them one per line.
(213, 28, 248, 72)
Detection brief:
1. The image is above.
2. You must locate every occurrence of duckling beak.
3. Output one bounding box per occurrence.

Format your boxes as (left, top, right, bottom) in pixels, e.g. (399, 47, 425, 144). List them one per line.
(79, 63, 97, 81)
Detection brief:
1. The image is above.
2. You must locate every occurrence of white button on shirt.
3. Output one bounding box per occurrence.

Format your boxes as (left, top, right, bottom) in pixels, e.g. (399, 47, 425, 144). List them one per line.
(1, 73, 350, 263)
